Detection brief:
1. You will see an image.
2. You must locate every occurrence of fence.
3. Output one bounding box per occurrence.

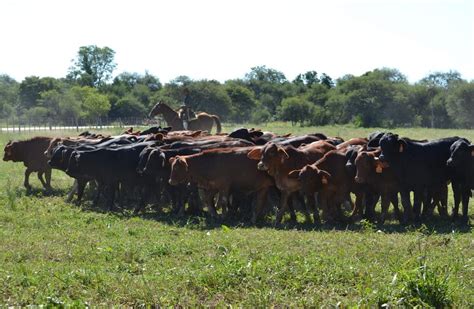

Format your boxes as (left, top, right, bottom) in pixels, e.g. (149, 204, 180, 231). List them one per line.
(0, 117, 164, 133)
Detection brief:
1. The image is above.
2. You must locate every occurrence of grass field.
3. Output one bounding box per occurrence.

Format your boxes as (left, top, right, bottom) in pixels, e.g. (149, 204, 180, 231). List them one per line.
(0, 123, 473, 306)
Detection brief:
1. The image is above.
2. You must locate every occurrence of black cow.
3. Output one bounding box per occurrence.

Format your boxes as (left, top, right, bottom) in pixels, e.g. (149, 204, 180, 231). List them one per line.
(446, 139, 474, 223)
(379, 133, 463, 221)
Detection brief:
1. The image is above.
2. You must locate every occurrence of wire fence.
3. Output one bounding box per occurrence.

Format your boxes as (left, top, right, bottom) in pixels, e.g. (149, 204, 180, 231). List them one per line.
(0, 117, 164, 133)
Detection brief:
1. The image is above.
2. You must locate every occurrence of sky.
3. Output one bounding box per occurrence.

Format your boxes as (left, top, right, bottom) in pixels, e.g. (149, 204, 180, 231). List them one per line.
(0, 0, 473, 84)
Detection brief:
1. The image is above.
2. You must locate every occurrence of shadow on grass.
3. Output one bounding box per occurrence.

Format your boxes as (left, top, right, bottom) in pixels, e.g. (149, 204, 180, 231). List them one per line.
(7, 185, 472, 234)
(82, 202, 472, 234)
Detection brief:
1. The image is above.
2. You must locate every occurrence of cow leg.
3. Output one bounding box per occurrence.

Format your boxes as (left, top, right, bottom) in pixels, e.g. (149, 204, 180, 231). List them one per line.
(252, 189, 269, 224)
(67, 179, 79, 202)
(437, 184, 449, 218)
(217, 189, 230, 218)
(305, 193, 320, 225)
(93, 181, 104, 207)
(391, 192, 402, 223)
(275, 191, 290, 224)
(451, 182, 461, 221)
(44, 168, 52, 191)
(461, 186, 470, 224)
(400, 190, 413, 223)
(413, 190, 423, 222)
(421, 189, 433, 220)
(203, 190, 218, 218)
(379, 193, 390, 225)
(75, 179, 88, 205)
(355, 192, 369, 222)
(37, 171, 46, 187)
(24, 168, 32, 193)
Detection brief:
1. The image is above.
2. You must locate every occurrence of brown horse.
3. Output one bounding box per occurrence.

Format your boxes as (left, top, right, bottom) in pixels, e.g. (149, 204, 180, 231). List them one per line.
(148, 101, 222, 133)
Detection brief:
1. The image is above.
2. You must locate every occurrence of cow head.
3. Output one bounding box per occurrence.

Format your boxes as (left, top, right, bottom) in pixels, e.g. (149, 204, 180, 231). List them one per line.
(168, 156, 189, 185)
(3, 141, 19, 162)
(447, 139, 472, 168)
(288, 165, 331, 194)
(48, 145, 69, 170)
(140, 149, 166, 175)
(379, 133, 406, 163)
(248, 143, 289, 175)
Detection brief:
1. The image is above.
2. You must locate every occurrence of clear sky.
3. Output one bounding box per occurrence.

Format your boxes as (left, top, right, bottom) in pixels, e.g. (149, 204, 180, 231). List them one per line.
(0, 0, 472, 84)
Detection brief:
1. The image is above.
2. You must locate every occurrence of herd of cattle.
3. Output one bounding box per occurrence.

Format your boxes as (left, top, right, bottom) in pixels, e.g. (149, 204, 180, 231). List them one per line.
(3, 126, 473, 225)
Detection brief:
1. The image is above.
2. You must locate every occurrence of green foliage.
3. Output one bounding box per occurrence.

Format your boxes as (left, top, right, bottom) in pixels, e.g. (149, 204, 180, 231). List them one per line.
(278, 97, 314, 126)
(395, 263, 452, 307)
(70, 86, 111, 120)
(185, 80, 232, 119)
(67, 45, 117, 88)
(225, 81, 256, 122)
(446, 82, 474, 128)
(0, 74, 18, 117)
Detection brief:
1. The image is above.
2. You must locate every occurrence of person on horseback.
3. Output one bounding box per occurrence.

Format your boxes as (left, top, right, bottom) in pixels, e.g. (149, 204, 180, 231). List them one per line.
(179, 90, 196, 130)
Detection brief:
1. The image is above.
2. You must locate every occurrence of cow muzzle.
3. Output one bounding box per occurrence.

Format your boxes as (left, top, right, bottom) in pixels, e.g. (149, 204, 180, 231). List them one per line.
(257, 161, 267, 171)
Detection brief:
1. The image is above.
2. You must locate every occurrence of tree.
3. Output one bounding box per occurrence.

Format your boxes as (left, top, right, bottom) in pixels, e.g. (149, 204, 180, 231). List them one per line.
(70, 86, 111, 120)
(185, 80, 232, 119)
(225, 81, 256, 122)
(244, 66, 289, 114)
(446, 82, 474, 128)
(67, 45, 117, 88)
(18, 76, 61, 110)
(278, 97, 314, 126)
(420, 71, 463, 88)
(112, 95, 147, 118)
(293, 71, 320, 86)
(0, 74, 18, 117)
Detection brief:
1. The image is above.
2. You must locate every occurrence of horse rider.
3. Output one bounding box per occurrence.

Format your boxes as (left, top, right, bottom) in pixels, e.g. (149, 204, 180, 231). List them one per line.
(179, 92, 196, 130)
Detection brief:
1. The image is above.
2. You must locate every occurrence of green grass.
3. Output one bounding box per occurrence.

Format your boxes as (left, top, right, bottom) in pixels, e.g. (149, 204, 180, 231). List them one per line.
(0, 124, 473, 306)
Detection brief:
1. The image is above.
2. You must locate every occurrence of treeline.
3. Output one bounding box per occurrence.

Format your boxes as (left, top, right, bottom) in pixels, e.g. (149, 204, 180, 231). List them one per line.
(0, 45, 473, 128)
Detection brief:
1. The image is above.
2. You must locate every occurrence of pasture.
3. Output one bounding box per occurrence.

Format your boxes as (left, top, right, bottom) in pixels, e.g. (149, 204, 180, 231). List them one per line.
(0, 123, 473, 307)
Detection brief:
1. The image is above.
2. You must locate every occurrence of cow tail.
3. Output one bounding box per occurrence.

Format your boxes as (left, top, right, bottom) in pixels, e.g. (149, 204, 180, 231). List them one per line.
(211, 115, 222, 133)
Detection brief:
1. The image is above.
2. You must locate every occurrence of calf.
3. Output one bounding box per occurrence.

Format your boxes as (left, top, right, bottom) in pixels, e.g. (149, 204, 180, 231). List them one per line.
(379, 133, 463, 221)
(288, 147, 365, 223)
(446, 139, 474, 223)
(3, 137, 53, 192)
(169, 147, 275, 223)
(247, 141, 336, 224)
(354, 149, 401, 224)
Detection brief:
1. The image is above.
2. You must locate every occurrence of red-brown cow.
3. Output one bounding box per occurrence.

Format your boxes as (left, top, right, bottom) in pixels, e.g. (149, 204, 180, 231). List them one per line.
(288, 147, 366, 223)
(3, 136, 53, 192)
(247, 141, 336, 224)
(354, 149, 402, 224)
(169, 147, 275, 223)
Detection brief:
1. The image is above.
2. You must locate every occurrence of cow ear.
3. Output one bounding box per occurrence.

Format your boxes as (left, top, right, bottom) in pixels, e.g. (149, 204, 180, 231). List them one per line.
(169, 157, 177, 165)
(247, 148, 262, 160)
(398, 140, 406, 152)
(160, 152, 166, 167)
(318, 170, 332, 185)
(470, 145, 474, 156)
(179, 157, 189, 169)
(277, 147, 290, 159)
(288, 169, 301, 179)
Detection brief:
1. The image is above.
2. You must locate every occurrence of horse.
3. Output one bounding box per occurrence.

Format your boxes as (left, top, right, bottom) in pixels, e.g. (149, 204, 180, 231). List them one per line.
(148, 101, 222, 133)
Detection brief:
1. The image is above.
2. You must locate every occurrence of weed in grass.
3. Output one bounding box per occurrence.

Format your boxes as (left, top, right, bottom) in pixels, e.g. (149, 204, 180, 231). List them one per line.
(5, 178, 18, 210)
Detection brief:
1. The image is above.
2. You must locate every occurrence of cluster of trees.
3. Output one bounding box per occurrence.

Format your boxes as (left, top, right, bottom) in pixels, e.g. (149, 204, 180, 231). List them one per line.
(1, 45, 473, 128)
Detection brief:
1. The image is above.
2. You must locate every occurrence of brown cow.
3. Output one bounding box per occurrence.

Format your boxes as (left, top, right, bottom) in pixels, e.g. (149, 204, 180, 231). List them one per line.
(169, 147, 275, 223)
(247, 141, 336, 224)
(288, 147, 366, 223)
(3, 136, 53, 192)
(354, 149, 402, 224)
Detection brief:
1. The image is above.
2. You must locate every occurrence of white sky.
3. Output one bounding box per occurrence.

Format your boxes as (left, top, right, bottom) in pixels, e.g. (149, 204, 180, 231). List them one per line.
(0, 0, 473, 84)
